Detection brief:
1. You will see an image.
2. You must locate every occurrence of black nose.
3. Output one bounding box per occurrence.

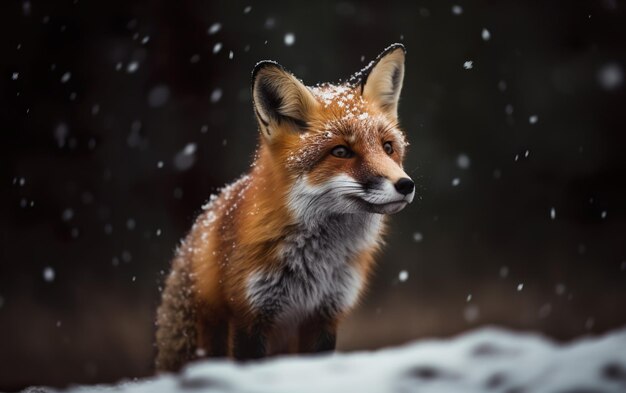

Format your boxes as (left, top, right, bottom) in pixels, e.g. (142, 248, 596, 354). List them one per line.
(395, 177, 415, 195)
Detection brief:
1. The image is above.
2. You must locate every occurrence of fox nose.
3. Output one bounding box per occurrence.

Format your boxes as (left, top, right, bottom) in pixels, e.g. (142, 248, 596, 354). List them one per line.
(394, 177, 415, 196)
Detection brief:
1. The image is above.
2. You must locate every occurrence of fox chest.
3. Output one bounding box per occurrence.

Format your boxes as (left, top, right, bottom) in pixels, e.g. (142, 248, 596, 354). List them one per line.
(245, 215, 381, 323)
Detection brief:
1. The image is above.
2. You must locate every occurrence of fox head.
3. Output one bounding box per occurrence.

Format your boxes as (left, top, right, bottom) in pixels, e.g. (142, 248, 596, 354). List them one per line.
(251, 44, 414, 219)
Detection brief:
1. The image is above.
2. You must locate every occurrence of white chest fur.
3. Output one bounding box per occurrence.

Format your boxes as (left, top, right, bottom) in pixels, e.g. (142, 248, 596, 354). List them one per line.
(245, 213, 382, 325)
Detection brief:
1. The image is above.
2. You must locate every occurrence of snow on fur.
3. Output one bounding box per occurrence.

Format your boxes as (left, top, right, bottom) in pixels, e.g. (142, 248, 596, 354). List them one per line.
(28, 327, 626, 393)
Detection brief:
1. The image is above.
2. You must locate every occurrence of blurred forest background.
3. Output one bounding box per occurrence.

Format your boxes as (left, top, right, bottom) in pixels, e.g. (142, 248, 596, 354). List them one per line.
(1, 0, 625, 390)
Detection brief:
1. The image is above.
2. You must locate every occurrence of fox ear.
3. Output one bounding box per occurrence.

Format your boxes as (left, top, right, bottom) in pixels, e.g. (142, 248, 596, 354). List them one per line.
(361, 44, 406, 120)
(251, 61, 319, 138)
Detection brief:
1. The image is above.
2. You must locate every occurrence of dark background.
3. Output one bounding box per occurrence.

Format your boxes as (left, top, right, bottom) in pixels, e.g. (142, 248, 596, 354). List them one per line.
(1, 0, 625, 390)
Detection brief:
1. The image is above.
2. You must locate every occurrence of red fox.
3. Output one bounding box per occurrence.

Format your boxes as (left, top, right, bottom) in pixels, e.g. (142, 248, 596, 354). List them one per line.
(155, 44, 414, 371)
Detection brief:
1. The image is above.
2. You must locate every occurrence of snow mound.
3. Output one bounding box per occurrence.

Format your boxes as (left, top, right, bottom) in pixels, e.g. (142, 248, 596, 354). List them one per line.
(27, 327, 626, 393)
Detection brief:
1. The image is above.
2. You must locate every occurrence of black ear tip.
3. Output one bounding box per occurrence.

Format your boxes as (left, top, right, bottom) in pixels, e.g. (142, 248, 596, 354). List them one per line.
(383, 43, 407, 55)
(251, 60, 284, 84)
(354, 43, 407, 89)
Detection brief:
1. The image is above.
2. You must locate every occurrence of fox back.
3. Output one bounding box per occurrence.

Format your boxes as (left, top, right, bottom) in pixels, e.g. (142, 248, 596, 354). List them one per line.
(155, 44, 414, 372)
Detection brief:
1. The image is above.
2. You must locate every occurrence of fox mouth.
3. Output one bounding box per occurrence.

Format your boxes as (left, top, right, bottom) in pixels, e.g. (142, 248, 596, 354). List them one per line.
(350, 197, 409, 215)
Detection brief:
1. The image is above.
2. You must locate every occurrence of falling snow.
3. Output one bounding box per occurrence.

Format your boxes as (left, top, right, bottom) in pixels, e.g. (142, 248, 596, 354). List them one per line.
(539, 304, 552, 319)
(60, 72, 71, 83)
(126, 62, 139, 73)
(597, 63, 623, 90)
(126, 218, 136, 230)
(463, 305, 479, 322)
(43, 267, 55, 282)
(208, 23, 222, 35)
(481, 28, 491, 41)
(148, 85, 170, 108)
(463, 61, 473, 70)
(121, 250, 132, 263)
(498, 266, 509, 278)
(174, 143, 198, 171)
(210, 88, 223, 103)
(55, 123, 69, 148)
(284, 33, 296, 46)
(398, 270, 409, 282)
(61, 208, 74, 221)
(456, 153, 470, 169)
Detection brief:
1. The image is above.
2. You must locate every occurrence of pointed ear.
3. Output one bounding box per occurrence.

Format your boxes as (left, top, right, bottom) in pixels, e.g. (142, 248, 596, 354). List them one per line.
(361, 44, 406, 120)
(251, 61, 319, 138)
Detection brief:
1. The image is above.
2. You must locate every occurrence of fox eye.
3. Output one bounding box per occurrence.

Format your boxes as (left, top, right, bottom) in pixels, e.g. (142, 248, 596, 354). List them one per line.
(331, 145, 354, 159)
(383, 141, 394, 155)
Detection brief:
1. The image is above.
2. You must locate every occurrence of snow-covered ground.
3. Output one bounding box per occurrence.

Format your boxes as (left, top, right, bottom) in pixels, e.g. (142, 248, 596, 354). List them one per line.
(25, 327, 626, 393)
